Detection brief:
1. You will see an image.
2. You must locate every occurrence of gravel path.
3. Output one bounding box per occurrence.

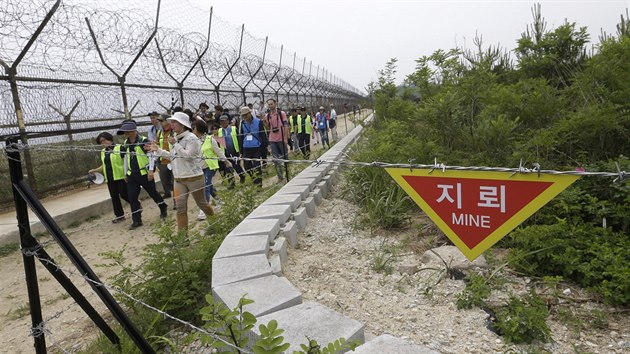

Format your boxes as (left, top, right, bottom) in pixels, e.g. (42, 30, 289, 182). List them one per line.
(283, 175, 630, 354)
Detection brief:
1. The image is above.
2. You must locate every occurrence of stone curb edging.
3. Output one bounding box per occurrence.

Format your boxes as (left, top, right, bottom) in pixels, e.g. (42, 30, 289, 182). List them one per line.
(211, 113, 438, 353)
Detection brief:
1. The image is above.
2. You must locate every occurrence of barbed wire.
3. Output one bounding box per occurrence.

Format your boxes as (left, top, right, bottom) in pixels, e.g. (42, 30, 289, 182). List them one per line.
(4, 142, 628, 182)
(30, 251, 253, 353)
(0, 0, 361, 132)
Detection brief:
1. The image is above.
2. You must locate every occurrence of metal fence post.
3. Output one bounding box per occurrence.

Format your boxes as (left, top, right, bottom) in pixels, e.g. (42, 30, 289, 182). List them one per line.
(6, 137, 46, 353)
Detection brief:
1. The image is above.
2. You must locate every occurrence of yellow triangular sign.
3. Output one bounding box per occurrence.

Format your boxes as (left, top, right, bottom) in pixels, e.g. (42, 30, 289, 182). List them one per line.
(386, 168, 579, 260)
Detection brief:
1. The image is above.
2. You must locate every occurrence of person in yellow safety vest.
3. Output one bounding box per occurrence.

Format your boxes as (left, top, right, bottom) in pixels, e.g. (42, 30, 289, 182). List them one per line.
(118, 119, 168, 230)
(88, 132, 129, 224)
(191, 120, 232, 220)
(288, 108, 299, 152)
(155, 115, 176, 209)
(218, 114, 247, 186)
(296, 107, 312, 158)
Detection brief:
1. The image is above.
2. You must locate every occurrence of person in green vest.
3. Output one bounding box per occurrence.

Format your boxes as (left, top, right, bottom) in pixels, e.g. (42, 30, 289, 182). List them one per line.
(218, 114, 246, 186)
(118, 119, 168, 230)
(88, 132, 129, 223)
(296, 107, 312, 158)
(288, 108, 298, 152)
(191, 119, 232, 220)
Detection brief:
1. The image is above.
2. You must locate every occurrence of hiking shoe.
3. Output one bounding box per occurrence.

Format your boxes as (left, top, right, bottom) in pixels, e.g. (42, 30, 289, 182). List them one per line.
(112, 216, 126, 224)
(129, 222, 143, 230)
(196, 210, 207, 220)
(159, 204, 168, 219)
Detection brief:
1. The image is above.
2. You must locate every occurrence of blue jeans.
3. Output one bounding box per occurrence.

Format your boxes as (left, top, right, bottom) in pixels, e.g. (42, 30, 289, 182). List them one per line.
(203, 168, 218, 201)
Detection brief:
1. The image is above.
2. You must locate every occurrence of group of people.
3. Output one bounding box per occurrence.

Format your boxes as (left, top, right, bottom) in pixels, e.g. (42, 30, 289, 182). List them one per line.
(287, 104, 338, 158)
(89, 99, 340, 233)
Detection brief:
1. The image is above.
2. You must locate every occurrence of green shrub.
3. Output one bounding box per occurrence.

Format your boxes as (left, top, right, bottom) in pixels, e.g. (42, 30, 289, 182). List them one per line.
(100, 220, 224, 321)
(506, 223, 630, 306)
(495, 291, 551, 344)
(456, 273, 492, 309)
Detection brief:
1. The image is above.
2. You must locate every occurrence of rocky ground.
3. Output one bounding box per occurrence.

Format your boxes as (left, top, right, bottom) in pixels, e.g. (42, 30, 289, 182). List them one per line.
(283, 175, 630, 354)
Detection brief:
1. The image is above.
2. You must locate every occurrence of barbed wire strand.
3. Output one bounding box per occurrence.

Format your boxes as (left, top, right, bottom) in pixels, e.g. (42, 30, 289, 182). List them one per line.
(31, 254, 253, 353)
(4, 142, 628, 181)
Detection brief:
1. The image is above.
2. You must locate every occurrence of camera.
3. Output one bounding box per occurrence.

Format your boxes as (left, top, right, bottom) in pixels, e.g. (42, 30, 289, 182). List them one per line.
(271, 127, 279, 133)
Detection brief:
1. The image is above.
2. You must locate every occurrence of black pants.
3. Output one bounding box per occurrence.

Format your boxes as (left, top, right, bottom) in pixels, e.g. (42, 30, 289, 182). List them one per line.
(298, 133, 311, 158)
(127, 173, 165, 223)
(242, 147, 263, 186)
(224, 149, 246, 184)
(107, 179, 129, 218)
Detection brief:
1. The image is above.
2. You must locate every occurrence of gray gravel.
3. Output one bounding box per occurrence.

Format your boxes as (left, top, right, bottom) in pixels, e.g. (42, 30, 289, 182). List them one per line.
(283, 177, 630, 354)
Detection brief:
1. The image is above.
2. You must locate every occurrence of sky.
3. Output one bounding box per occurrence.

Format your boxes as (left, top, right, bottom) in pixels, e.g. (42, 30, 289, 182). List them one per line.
(188, 0, 628, 94)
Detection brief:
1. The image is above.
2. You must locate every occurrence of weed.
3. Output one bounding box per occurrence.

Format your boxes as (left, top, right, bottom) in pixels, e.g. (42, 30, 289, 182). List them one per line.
(0, 242, 19, 258)
(7, 303, 30, 320)
(494, 290, 551, 344)
(588, 309, 609, 330)
(67, 220, 82, 228)
(456, 273, 492, 309)
(85, 215, 101, 222)
(371, 239, 397, 274)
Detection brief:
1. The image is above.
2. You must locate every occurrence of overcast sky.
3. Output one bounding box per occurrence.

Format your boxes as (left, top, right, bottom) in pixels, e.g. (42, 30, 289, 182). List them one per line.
(196, 1, 627, 93)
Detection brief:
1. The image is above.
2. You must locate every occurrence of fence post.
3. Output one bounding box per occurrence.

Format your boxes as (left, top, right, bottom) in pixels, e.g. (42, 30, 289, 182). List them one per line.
(85, 0, 162, 118)
(6, 137, 47, 353)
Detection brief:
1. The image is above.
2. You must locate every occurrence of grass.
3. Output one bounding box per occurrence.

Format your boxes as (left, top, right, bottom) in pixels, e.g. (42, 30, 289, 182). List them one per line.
(6, 302, 30, 320)
(0, 243, 19, 258)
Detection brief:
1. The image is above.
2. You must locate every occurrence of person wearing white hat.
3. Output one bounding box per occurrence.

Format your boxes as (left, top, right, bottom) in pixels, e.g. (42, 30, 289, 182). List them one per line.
(149, 112, 214, 231)
(316, 106, 330, 149)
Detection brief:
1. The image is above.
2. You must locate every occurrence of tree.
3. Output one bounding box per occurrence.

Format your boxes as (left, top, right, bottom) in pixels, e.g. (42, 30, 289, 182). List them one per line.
(515, 4, 590, 88)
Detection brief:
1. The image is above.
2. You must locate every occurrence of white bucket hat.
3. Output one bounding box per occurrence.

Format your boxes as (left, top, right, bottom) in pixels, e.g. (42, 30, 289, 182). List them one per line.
(167, 112, 192, 130)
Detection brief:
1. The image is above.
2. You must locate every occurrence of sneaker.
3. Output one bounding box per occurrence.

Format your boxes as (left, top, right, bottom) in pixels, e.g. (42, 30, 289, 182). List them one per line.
(196, 210, 207, 220)
(112, 216, 125, 224)
(159, 204, 168, 219)
(129, 221, 143, 230)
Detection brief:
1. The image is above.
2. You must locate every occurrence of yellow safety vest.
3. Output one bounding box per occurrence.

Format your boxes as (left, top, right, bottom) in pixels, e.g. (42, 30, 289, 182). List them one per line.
(124, 137, 150, 176)
(100, 145, 125, 182)
(296, 114, 312, 134)
(156, 129, 173, 164)
(201, 135, 219, 170)
(218, 126, 239, 153)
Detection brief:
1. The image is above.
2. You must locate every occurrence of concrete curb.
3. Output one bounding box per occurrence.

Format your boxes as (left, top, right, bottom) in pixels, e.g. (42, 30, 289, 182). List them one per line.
(210, 113, 412, 352)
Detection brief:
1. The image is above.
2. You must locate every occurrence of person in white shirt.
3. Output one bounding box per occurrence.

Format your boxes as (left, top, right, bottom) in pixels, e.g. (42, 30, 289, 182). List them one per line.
(329, 104, 338, 142)
(149, 112, 214, 231)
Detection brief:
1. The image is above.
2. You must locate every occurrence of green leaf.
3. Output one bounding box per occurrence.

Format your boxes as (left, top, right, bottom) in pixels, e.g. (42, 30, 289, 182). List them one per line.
(267, 319, 278, 332)
(259, 323, 270, 337)
(242, 311, 257, 325)
(239, 297, 255, 306)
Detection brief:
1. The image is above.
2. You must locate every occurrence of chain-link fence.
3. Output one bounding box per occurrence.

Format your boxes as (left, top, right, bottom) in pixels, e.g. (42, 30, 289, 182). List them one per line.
(0, 0, 363, 206)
